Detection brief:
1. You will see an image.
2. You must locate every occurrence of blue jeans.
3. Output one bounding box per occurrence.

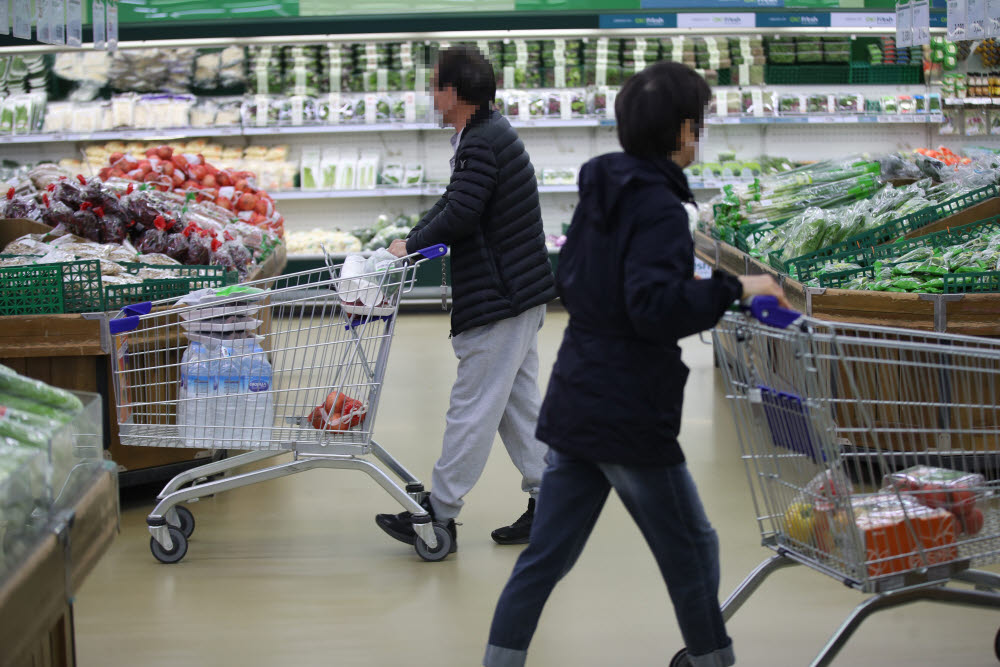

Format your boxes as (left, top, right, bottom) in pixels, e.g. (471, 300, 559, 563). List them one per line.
(484, 449, 735, 667)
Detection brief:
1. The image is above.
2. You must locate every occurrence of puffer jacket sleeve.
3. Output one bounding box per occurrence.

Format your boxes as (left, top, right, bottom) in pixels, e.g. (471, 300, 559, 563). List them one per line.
(408, 195, 447, 241)
(405, 134, 498, 253)
(623, 203, 744, 342)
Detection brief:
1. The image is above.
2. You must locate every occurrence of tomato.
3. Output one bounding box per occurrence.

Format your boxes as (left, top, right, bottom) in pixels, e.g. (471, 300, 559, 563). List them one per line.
(920, 483, 948, 508)
(957, 506, 985, 535)
(98, 167, 112, 180)
(949, 487, 976, 511)
(310, 405, 349, 431)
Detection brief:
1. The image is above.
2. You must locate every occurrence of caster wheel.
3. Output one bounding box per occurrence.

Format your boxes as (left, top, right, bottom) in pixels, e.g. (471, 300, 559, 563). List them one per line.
(168, 505, 195, 538)
(414, 523, 452, 562)
(150, 526, 188, 564)
(669, 648, 691, 667)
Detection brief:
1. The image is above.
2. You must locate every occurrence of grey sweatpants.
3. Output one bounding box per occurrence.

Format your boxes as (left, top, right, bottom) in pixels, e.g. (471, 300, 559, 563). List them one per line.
(429, 305, 549, 521)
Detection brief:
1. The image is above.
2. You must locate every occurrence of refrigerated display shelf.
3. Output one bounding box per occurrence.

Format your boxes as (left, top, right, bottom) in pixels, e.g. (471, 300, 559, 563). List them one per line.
(3, 114, 946, 145)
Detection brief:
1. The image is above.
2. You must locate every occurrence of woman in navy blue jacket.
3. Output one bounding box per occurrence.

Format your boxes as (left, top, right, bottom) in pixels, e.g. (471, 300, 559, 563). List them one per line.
(483, 63, 790, 667)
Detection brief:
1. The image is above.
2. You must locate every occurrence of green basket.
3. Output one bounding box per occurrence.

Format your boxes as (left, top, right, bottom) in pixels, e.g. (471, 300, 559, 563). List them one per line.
(868, 217, 1000, 264)
(104, 265, 237, 311)
(943, 271, 1000, 294)
(849, 63, 923, 85)
(788, 183, 1000, 281)
(0, 263, 64, 316)
(0, 256, 103, 314)
(765, 64, 849, 85)
(815, 265, 875, 289)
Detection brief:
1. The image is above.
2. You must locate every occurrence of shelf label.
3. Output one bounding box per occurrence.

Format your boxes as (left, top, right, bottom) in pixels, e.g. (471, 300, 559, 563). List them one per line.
(38, 0, 52, 44)
(92, 0, 106, 49)
(677, 13, 754, 28)
(755, 12, 829, 27)
(968, 0, 986, 35)
(912, 0, 932, 43)
(12, 0, 30, 40)
(947, 0, 967, 39)
(830, 12, 895, 27)
(52, 0, 66, 44)
(897, 1, 913, 47)
(598, 13, 677, 28)
(106, 0, 118, 52)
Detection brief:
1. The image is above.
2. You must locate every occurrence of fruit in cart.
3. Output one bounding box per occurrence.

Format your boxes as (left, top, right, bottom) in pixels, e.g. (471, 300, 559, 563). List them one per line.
(783, 502, 817, 545)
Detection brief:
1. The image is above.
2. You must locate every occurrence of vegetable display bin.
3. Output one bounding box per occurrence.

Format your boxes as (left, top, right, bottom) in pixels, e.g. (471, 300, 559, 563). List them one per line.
(765, 64, 849, 85)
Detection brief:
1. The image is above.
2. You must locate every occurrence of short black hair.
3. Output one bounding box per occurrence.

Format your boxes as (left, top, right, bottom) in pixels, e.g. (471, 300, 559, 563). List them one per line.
(436, 46, 497, 108)
(615, 62, 711, 159)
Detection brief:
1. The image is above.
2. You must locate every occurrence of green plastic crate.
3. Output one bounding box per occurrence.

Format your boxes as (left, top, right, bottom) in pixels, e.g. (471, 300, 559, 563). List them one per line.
(0, 256, 103, 314)
(788, 183, 1000, 281)
(943, 271, 1000, 294)
(867, 217, 1000, 264)
(849, 63, 923, 85)
(765, 64, 849, 85)
(0, 263, 64, 316)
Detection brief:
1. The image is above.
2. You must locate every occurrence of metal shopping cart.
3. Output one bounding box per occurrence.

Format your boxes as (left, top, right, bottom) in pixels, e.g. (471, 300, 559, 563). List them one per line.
(685, 296, 1000, 667)
(106, 245, 453, 563)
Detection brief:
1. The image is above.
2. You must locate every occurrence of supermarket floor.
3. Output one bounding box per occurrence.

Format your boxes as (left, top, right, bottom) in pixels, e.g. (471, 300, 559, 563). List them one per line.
(74, 309, 1000, 667)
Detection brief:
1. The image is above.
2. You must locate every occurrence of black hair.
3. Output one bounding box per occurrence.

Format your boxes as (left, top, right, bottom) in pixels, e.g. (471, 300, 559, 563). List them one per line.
(435, 46, 497, 108)
(614, 62, 711, 159)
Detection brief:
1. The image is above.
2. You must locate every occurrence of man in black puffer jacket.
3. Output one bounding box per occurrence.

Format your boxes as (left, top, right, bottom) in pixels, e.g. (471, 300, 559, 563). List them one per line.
(376, 46, 557, 554)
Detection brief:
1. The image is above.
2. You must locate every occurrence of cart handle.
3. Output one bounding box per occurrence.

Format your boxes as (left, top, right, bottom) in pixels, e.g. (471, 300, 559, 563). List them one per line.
(108, 302, 153, 335)
(742, 295, 802, 330)
(416, 244, 447, 260)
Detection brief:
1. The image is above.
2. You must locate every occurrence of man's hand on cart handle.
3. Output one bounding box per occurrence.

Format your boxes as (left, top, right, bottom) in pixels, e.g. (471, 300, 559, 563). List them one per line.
(738, 275, 791, 310)
(388, 239, 408, 258)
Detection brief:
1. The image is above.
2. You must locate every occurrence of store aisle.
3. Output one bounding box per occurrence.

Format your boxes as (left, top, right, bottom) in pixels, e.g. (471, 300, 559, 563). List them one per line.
(74, 310, 1000, 667)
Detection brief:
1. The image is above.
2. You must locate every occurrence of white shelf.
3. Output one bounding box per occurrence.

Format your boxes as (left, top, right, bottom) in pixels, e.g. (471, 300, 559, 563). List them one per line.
(273, 183, 577, 200)
(8, 113, 945, 145)
(272, 186, 433, 200)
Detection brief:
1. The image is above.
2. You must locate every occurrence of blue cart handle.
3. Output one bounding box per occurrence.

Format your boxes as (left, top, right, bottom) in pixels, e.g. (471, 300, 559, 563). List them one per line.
(742, 295, 802, 330)
(416, 244, 447, 260)
(108, 301, 153, 335)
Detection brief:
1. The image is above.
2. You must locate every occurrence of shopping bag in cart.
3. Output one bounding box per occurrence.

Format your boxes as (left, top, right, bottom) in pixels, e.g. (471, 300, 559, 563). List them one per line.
(337, 249, 401, 316)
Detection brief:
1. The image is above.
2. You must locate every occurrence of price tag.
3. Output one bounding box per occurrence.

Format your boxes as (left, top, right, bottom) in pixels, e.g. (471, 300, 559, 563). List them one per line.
(842, 115, 860, 123)
(948, 0, 967, 40)
(12, 0, 30, 39)
(751, 90, 764, 118)
(364, 93, 377, 124)
(504, 65, 515, 90)
(38, 0, 51, 44)
(560, 90, 572, 121)
(404, 91, 416, 123)
(912, 0, 931, 44)
(519, 92, 530, 122)
(107, 0, 118, 52)
(596, 61, 607, 87)
(554, 64, 566, 89)
(255, 95, 269, 127)
(377, 68, 388, 92)
(989, 0, 1000, 36)
(67, 0, 81, 46)
(291, 96, 304, 125)
(969, 0, 986, 36)
(694, 258, 713, 279)
(92, 0, 106, 49)
(897, 0, 913, 47)
(715, 90, 728, 117)
(671, 36, 684, 62)
(51, 0, 65, 44)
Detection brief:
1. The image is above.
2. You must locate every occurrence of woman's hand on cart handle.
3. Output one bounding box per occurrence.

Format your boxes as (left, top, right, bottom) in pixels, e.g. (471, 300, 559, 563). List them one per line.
(738, 275, 791, 310)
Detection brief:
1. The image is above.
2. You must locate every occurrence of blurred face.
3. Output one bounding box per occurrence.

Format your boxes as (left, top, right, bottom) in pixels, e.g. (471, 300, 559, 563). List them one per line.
(673, 119, 700, 168)
(431, 66, 460, 127)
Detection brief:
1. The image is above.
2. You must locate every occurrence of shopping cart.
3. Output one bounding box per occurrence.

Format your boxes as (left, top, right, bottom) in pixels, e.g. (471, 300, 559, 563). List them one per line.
(680, 296, 1000, 667)
(106, 244, 453, 563)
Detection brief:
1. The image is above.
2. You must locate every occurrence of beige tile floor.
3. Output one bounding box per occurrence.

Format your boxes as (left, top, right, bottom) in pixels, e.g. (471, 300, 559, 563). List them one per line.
(75, 309, 1000, 666)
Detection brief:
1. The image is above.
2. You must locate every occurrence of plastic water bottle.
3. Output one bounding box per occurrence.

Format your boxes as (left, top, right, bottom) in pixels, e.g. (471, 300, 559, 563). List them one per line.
(186, 341, 224, 447)
(218, 345, 243, 448)
(177, 343, 201, 444)
(244, 343, 274, 446)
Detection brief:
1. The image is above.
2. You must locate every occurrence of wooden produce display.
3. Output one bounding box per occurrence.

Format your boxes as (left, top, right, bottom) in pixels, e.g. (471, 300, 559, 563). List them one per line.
(0, 221, 287, 485)
(0, 467, 118, 667)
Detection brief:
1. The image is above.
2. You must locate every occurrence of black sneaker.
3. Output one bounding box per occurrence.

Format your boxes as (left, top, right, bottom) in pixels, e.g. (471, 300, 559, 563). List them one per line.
(491, 498, 535, 545)
(375, 498, 458, 553)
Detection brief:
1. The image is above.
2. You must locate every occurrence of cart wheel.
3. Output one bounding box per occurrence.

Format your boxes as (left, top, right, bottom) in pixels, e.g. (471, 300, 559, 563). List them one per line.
(150, 526, 188, 564)
(414, 524, 452, 562)
(169, 505, 196, 539)
(668, 648, 691, 667)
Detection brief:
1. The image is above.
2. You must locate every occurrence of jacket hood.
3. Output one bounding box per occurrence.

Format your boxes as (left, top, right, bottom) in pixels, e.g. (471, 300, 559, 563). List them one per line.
(577, 153, 694, 231)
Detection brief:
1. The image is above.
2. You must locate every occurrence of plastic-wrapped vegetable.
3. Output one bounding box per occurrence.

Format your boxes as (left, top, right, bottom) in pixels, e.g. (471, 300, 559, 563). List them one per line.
(0, 365, 83, 412)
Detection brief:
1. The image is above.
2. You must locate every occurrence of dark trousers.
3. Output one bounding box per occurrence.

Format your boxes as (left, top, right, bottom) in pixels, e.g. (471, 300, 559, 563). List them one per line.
(484, 449, 734, 667)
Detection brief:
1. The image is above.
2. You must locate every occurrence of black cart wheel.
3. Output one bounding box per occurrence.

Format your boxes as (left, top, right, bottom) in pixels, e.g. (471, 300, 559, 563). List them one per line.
(414, 524, 452, 562)
(168, 505, 195, 538)
(669, 648, 691, 667)
(150, 526, 188, 564)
